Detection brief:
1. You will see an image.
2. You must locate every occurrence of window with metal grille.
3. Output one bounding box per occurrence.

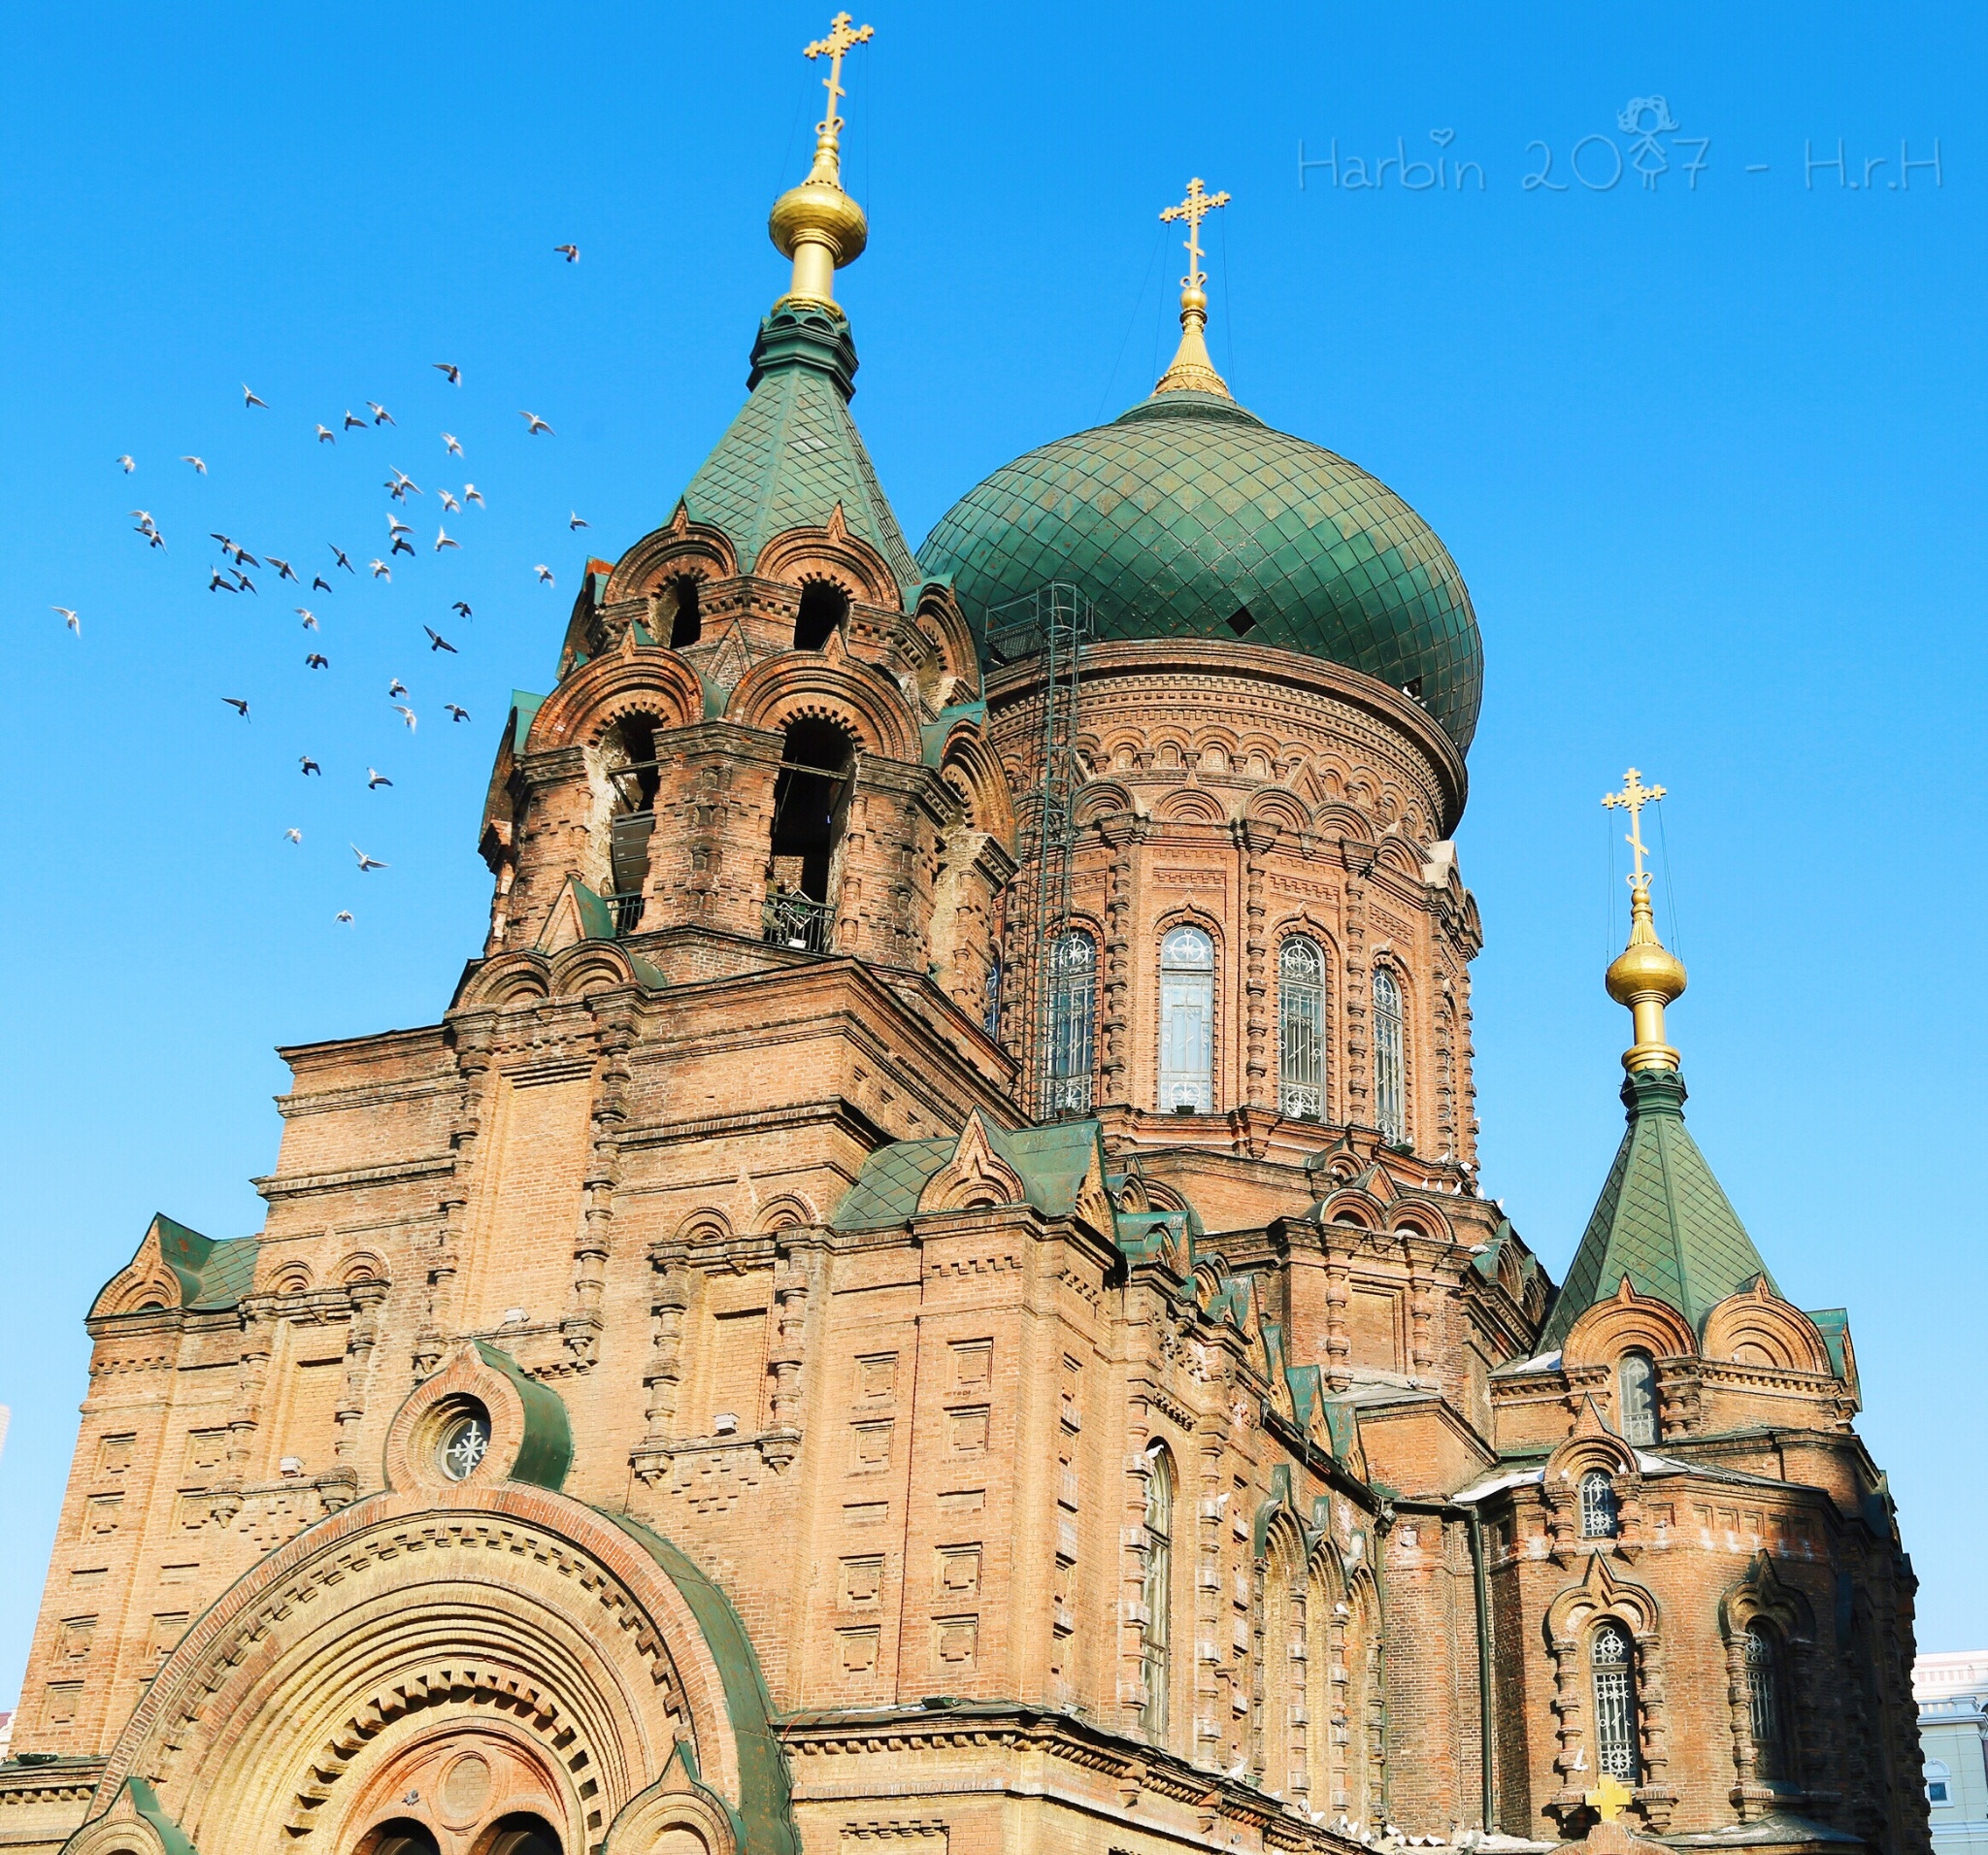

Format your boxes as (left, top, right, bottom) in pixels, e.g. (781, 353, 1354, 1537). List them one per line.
(1159, 927, 1214, 1112)
(1618, 1352, 1660, 1446)
(1592, 1622, 1640, 1782)
(1141, 1446, 1174, 1739)
(1580, 1471, 1620, 1539)
(1372, 967, 1406, 1144)
(1046, 931, 1096, 1113)
(1278, 937, 1326, 1119)
(1746, 1623, 1790, 1780)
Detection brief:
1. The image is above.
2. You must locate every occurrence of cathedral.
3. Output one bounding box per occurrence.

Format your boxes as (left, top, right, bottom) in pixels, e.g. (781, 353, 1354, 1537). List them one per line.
(0, 22, 1927, 1855)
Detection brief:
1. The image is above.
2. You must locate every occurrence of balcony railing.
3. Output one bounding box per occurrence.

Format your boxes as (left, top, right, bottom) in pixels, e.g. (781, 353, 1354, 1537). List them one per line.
(606, 892, 646, 937)
(764, 892, 833, 953)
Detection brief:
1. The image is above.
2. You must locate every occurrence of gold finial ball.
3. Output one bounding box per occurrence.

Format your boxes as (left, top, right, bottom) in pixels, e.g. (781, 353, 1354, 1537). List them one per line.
(769, 175, 869, 270)
(1606, 939, 1687, 1008)
(1180, 283, 1209, 314)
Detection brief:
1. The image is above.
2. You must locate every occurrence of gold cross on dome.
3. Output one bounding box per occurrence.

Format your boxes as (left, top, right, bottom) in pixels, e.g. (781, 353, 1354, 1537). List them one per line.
(1602, 766, 1667, 888)
(1584, 1772, 1636, 1822)
(1160, 176, 1231, 291)
(804, 11, 874, 136)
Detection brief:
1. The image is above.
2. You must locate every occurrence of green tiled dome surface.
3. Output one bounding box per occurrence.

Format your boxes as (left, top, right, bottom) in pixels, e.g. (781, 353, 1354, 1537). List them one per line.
(916, 391, 1482, 750)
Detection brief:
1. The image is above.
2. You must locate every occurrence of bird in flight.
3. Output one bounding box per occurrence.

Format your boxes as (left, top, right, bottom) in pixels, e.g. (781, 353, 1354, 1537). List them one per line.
(387, 677, 408, 698)
(450, 600, 472, 618)
(370, 559, 392, 580)
(211, 534, 254, 564)
(386, 513, 413, 539)
(296, 608, 318, 629)
(182, 455, 207, 474)
(311, 574, 332, 593)
(335, 910, 354, 924)
(442, 433, 462, 456)
(569, 512, 587, 529)
(368, 401, 395, 426)
(330, 544, 355, 573)
(208, 570, 236, 593)
(343, 410, 367, 431)
(300, 754, 321, 776)
(306, 652, 329, 669)
(366, 768, 392, 789)
(315, 424, 336, 444)
(534, 564, 554, 584)
(446, 703, 471, 722)
(284, 827, 302, 845)
(390, 534, 415, 559)
(243, 383, 268, 409)
(135, 524, 165, 548)
(51, 606, 79, 633)
(554, 243, 579, 262)
(463, 484, 484, 508)
(269, 555, 298, 582)
(518, 411, 553, 435)
(232, 569, 257, 594)
(222, 697, 250, 719)
(434, 362, 461, 385)
(425, 626, 456, 652)
(386, 470, 420, 500)
(434, 527, 459, 552)
(117, 453, 135, 473)
(351, 844, 388, 871)
(393, 704, 417, 732)
(437, 488, 460, 513)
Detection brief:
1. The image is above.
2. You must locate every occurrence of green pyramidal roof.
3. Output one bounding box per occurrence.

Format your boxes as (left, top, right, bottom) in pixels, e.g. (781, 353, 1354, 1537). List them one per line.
(1540, 1067, 1777, 1350)
(680, 300, 918, 602)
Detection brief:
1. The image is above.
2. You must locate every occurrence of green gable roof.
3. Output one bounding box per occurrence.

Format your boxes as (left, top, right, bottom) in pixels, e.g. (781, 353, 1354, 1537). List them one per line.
(1541, 1067, 1776, 1349)
(833, 1116, 1106, 1230)
(681, 302, 917, 601)
(149, 1215, 258, 1311)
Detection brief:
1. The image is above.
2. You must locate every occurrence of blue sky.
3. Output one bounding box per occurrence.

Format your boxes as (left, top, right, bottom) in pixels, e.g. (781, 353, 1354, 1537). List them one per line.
(0, 3, 1981, 1703)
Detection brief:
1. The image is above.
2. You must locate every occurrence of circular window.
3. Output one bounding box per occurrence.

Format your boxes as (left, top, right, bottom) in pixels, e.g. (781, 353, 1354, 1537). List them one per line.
(437, 1403, 492, 1482)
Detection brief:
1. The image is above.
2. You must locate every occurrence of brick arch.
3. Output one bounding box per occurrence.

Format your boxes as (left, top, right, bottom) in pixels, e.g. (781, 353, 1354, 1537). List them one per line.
(938, 725, 1016, 849)
(1702, 1280, 1831, 1373)
(1154, 786, 1229, 825)
(547, 941, 650, 999)
(1311, 800, 1374, 841)
(725, 654, 920, 762)
(606, 505, 738, 604)
(754, 510, 901, 609)
(1563, 1277, 1699, 1369)
(1374, 833, 1424, 878)
(80, 1484, 796, 1855)
(454, 952, 554, 1011)
(1242, 787, 1310, 834)
(1073, 778, 1138, 826)
(911, 582, 979, 700)
(525, 652, 705, 753)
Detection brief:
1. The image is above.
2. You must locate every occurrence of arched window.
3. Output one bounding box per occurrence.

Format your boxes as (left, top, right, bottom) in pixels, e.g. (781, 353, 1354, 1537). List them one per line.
(1579, 1471, 1620, 1539)
(475, 1816, 564, 1855)
(766, 717, 852, 952)
(1745, 1623, 1792, 1781)
(1372, 967, 1406, 1145)
(1927, 1760, 1952, 1806)
(983, 950, 1003, 1039)
(357, 1823, 443, 1855)
(1140, 1446, 1175, 1739)
(665, 573, 702, 648)
(1618, 1352, 1660, 1447)
(1591, 1622, 1640, 1782)
(792, 579, 848, 651)
(1046, 930, 1097, 1114)
(1278, 937, 1327, 1119)
(1159, 926, 1215, 1112)
(1261, 1534, 1300, 1798)
(604, 715, 660, 935)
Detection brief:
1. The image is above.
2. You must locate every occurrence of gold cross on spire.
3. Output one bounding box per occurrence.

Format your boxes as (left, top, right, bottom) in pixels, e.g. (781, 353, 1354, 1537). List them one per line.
(1160, 176, 1231, 294)
(1602, 767, 1667, 890)
(1153, 177, 1234, 398)
(804, 11, 874, 139)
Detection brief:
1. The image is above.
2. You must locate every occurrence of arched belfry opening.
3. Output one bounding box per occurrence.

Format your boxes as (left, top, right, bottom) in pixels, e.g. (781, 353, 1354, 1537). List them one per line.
(766, 715, 853, 951)
(604, 714, 660, 933)
(664, 574, 702, 648)
(474, 1813, 565, 1855)
(357, 1822, 442, 1855)
(792, 579, 848, 652)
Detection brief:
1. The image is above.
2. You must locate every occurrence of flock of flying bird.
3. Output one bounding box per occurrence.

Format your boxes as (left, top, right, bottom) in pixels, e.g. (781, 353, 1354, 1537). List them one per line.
(64, 248, 591, 925)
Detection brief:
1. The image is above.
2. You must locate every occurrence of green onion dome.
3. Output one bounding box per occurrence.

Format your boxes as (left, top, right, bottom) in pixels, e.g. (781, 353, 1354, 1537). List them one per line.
(916, 388, 1483, 752)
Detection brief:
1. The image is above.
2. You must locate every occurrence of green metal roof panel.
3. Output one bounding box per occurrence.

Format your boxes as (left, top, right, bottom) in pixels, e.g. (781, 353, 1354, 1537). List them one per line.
(473, 1341, 574, 1491)
(919, 389, 1482, 750)
(1541, 1068, 1777, 1349)
(681, 304, 917, 600)
(832, 1118, 1125, 1234)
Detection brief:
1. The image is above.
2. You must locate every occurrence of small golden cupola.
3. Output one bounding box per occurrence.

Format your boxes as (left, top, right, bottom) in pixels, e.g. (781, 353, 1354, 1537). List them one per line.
(1602, 767, 1688, 1073)
(768, 11, 873, 308)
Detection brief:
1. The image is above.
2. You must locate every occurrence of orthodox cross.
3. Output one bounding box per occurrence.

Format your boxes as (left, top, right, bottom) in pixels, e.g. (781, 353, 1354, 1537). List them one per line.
(1602, 766, 1666, 889)
(804, 12, 874, 136)
(1584, 1772, 1635, 1822)
(1160, 176, 1231, 291)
